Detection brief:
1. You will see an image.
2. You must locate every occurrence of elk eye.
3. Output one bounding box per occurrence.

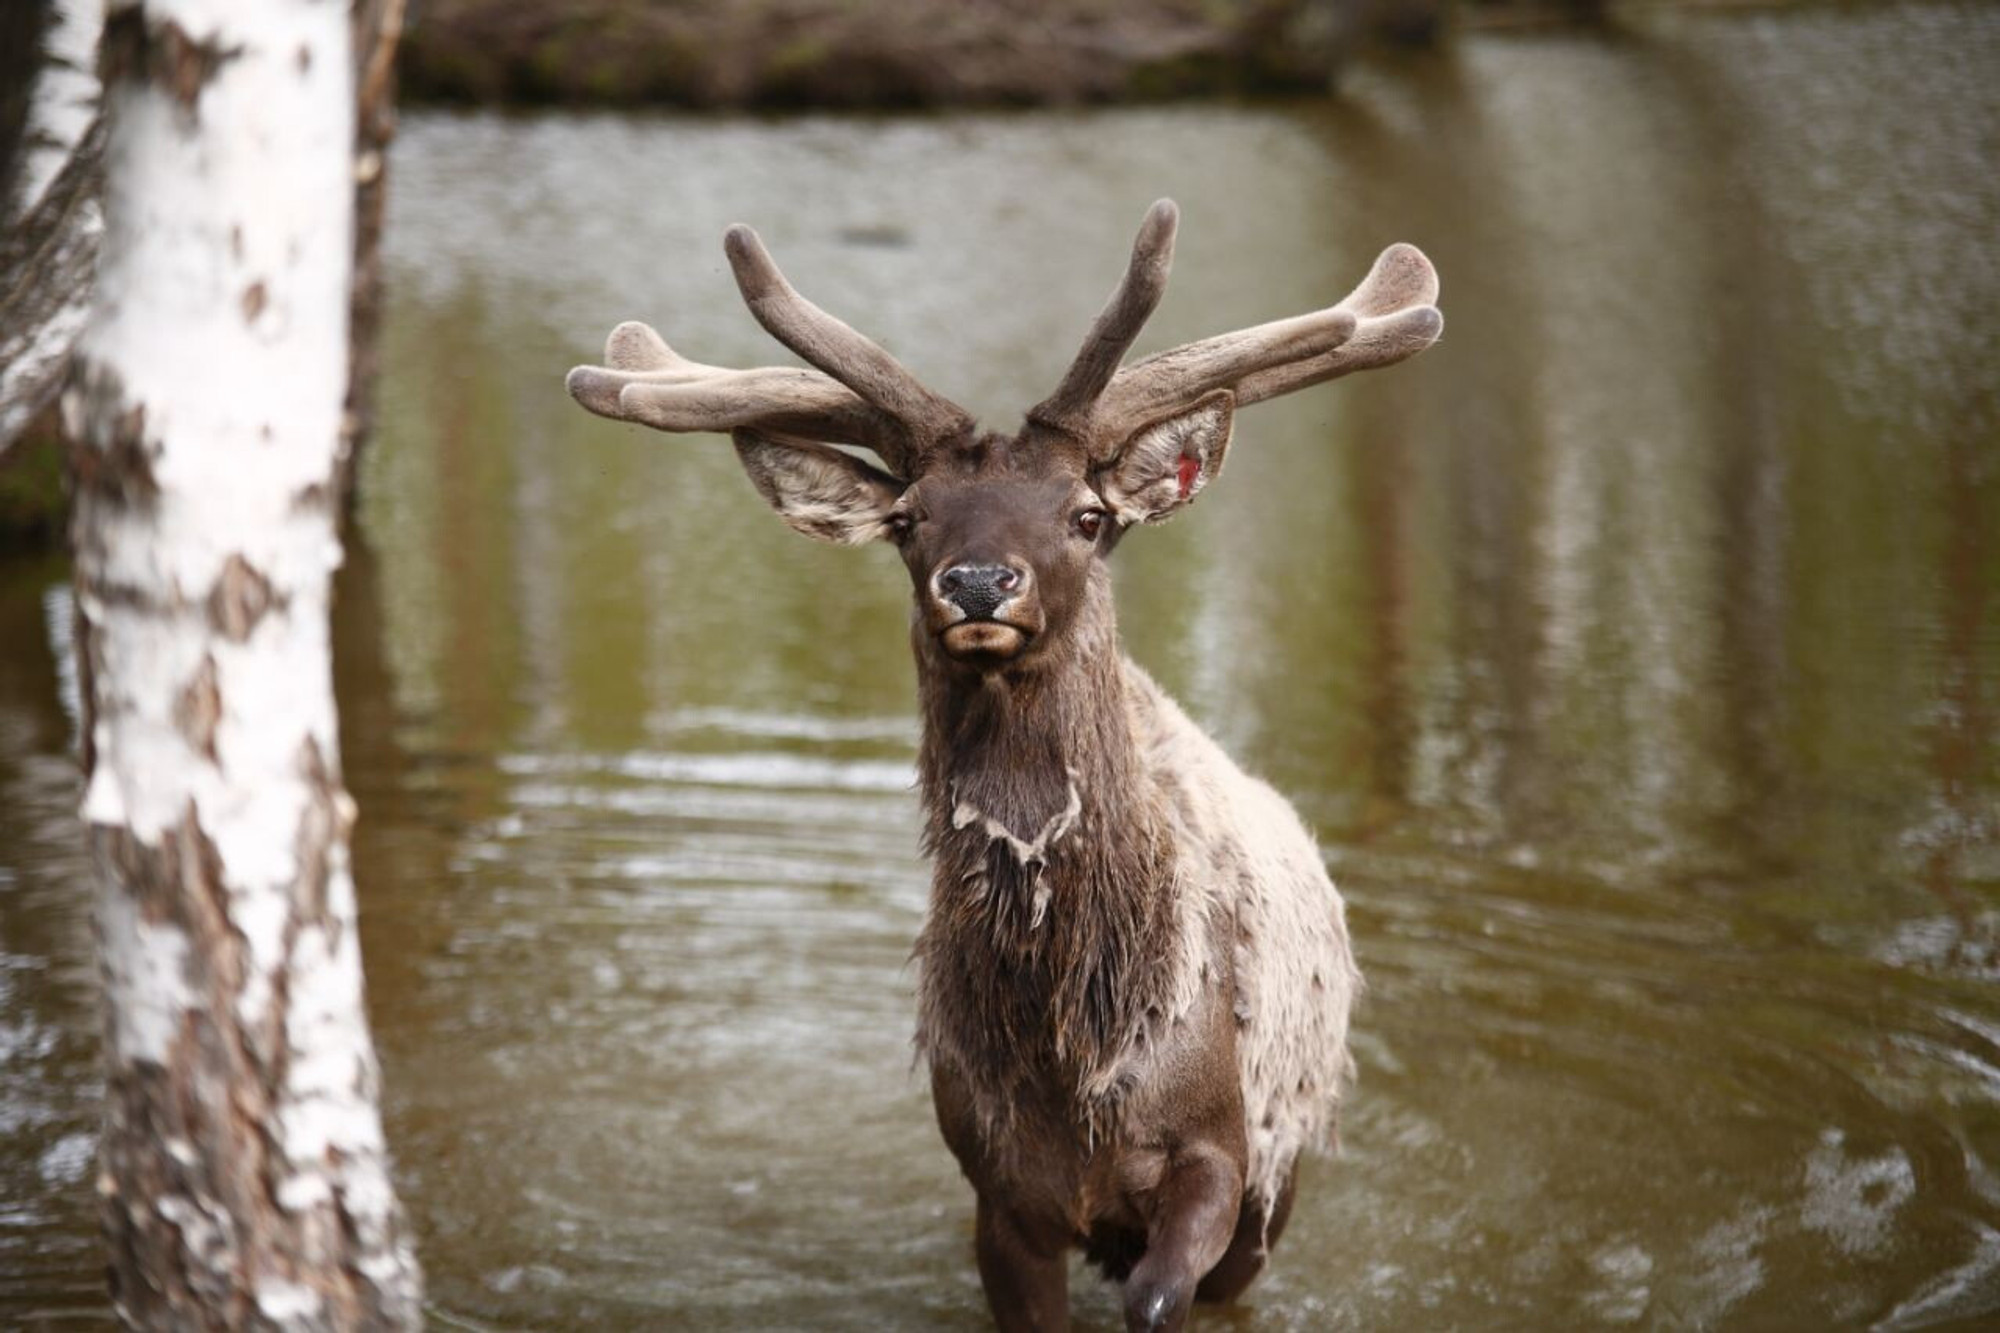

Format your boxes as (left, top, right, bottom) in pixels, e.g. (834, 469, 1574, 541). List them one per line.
(1074, 508, 1107, 540)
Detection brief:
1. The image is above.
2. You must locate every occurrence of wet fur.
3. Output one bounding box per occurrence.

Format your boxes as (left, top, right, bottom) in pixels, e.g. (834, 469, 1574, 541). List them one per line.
(911, 548, 1362, 1281)
(569, 207, 1441, 1328)
(736, 423, 1363, 1322)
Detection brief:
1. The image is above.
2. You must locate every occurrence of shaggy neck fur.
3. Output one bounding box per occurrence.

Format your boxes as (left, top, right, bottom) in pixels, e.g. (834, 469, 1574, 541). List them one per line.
(912, 574, 1189, 1137)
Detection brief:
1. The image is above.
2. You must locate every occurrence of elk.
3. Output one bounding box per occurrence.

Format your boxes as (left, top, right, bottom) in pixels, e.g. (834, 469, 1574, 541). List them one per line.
(566, 201, 1441, 1331)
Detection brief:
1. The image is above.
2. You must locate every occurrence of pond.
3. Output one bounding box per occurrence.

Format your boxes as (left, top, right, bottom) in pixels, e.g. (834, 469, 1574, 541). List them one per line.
(3, 2, 1998, 1326)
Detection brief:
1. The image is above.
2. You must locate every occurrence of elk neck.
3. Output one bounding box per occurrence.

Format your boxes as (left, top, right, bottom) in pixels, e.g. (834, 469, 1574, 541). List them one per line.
(914, 580, 1158, 892)
(912, 579, 1192, 1126)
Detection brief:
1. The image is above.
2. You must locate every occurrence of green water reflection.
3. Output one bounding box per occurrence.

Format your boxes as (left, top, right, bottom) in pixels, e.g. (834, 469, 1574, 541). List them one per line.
(3, 3, 1997, 1327)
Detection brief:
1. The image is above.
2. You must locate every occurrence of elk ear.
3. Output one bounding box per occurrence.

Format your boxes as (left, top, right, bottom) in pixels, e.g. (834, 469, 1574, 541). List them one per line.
(731, 429, 907, 545)
(1096, 389, 1234, 525)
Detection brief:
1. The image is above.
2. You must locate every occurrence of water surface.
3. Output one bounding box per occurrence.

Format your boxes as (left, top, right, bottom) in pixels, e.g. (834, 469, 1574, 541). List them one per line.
(3, 3, 1998, 1327)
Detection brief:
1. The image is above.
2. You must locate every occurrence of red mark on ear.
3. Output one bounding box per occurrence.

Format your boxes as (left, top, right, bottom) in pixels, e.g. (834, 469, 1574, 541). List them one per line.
(1176, 453, 1201, 500)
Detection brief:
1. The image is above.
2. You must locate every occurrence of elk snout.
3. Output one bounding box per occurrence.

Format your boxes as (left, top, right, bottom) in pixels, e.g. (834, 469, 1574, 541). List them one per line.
(934, 562, 1027, 621)
(931, 560, 1036, 663)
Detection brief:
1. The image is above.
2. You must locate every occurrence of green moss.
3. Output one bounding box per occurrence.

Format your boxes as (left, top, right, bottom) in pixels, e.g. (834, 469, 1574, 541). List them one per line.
(763, 34, 835, 83)
(1122, 51, 1239, 100)
(524, 33, 582, 100)
(0, 425, 67, 552)
(403, 43, 507, 103)
(582, 59, 629, 101)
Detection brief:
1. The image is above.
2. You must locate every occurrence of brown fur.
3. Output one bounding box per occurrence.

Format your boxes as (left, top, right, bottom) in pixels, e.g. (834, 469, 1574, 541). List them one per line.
(566, 202, 1440, 1331)
(913, 560, 1190, 1148)
(879, 428, 1359, 1331)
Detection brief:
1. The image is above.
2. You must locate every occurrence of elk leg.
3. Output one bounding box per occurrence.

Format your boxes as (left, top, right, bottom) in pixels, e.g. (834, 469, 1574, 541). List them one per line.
(976, 1196, 1069, 1332)
(1123, 1145, 1243, 1332)
(1195, 1159, 1299, 1303)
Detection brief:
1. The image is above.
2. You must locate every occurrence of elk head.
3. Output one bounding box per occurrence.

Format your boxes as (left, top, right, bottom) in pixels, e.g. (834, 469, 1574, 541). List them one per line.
(567, 202, 1442, 675)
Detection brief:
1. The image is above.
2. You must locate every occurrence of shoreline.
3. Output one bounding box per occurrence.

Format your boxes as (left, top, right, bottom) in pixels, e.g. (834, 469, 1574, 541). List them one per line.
(394, 0, 1838, 111)
(395, 1, 1397, 111)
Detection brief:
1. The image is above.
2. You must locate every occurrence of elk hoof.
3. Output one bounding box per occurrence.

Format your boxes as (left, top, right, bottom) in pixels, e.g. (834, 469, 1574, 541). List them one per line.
(1124, 1279, 1184, 1332)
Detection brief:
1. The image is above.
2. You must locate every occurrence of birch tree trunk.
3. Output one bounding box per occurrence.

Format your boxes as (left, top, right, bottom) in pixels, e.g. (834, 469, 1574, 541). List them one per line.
(66, 1, 423, 1326)
(0, 0, 105, 452)
(338, 0, 406, 508)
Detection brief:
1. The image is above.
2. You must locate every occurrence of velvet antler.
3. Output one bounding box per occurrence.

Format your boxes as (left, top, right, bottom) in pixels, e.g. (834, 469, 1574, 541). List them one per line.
(568, 205, 1441, 476)
(566, 227, 971, 478)
(1031, 201, 1443, 458)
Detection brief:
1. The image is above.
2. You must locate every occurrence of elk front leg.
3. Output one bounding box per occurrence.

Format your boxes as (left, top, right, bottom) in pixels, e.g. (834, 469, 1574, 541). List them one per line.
(976, 1196, 1070, 1332)
(1124, 1144, 1243, 1332)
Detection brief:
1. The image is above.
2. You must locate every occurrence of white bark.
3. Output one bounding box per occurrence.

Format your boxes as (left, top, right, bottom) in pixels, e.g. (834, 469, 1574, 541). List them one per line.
(6, 0, 104, 226)
(66, 1, 422, 1326)
(0, 0, 105, 451)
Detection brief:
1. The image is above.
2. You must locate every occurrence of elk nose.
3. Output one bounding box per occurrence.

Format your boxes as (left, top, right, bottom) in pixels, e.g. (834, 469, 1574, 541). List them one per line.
(936, 563, 1025, 620)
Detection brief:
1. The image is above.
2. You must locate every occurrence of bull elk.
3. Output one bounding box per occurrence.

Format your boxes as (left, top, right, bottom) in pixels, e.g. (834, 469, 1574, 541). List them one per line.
(567, 201, 1441, 1331)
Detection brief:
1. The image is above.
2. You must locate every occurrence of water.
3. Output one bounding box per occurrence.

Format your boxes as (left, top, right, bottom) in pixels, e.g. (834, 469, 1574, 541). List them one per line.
(5, 3, 1999, 1326)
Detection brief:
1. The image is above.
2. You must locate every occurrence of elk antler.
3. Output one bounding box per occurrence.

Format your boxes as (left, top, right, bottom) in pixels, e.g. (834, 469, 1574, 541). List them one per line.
(566, 227, 973, 477)
(1032, 201, 1444, 459)
(1029, 198, 1180, 433)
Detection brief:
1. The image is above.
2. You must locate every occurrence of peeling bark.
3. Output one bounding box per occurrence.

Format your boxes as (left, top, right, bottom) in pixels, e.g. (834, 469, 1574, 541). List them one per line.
(67, 1, 423, 1326)
(0, 0, 105, 454)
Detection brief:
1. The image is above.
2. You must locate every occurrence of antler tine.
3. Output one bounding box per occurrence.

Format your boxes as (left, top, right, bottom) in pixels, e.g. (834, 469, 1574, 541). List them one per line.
(1085, 240, 1443, 455)
(1092, 306, 1359, 440)
(1234, 303, 1442, 405)
(723, 225, 972, 450)
(1233, 243, 1442, 404)
(1030, 198, 1179, 433)
(565, 320, 914, 473)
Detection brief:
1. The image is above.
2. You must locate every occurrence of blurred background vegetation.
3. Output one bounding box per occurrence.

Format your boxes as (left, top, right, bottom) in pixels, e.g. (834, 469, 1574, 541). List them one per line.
(397, 0, 1435, 108)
